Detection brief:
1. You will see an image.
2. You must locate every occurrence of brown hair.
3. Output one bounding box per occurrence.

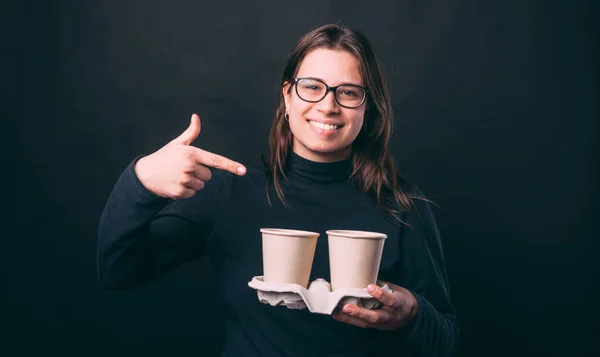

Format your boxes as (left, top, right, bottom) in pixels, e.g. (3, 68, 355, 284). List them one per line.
(265, 23, 425, 225)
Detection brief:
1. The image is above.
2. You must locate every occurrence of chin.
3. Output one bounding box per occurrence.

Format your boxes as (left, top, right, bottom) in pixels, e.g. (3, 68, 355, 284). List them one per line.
(306, 142, 341, 154)
(307, 144, 351, 158)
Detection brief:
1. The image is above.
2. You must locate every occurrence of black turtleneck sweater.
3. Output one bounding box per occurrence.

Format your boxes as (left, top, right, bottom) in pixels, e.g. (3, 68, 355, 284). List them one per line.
(97, 152, 458, 357)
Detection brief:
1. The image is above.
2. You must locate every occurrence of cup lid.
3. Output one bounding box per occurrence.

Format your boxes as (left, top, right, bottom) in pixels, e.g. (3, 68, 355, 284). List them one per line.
(260, 228, 320, 237)
(326, 230, 387, 239)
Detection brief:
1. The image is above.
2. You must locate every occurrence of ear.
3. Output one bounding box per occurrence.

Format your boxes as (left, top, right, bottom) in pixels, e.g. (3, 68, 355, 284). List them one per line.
(282, 82, 292, 111)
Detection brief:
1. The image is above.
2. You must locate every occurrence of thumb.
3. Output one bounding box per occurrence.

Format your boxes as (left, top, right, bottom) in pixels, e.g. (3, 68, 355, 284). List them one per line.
(170, 114, 201, 146)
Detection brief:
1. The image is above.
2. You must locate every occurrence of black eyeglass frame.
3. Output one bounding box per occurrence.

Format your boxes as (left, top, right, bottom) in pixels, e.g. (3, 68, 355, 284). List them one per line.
(292, 77, 369, 109)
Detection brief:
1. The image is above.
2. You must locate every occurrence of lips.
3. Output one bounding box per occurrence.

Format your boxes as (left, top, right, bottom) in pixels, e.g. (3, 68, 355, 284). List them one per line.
(307, 119, 344, 131)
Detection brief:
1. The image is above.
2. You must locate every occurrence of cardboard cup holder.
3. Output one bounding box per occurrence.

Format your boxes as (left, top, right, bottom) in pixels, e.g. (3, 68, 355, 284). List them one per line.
(251, 228, 390, 315)
(247, 276, 392, 315)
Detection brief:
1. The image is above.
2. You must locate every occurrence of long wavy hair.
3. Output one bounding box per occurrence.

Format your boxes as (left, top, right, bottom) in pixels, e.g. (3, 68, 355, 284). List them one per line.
(265, 23, 424, 225)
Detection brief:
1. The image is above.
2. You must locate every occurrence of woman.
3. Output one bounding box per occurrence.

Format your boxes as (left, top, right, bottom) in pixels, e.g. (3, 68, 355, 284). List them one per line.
(98, 23, 458, 356)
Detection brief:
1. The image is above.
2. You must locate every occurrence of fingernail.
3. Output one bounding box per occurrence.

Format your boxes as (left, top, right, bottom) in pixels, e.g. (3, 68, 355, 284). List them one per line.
(343, 306, 353, 314)
(237, 166, 246, 174)
(367, 285, 376, 293)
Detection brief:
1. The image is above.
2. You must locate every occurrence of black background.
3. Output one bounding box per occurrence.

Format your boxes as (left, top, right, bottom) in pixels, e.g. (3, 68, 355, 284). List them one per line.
(5, 1, 597, 356)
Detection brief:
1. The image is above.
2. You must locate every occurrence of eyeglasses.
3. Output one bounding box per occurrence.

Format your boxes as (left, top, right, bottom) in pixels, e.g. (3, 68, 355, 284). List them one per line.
(292, 77, 368, 109)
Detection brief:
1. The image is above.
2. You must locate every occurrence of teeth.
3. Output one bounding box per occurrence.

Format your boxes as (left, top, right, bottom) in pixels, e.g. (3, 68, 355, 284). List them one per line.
(309, 120, 339, 130)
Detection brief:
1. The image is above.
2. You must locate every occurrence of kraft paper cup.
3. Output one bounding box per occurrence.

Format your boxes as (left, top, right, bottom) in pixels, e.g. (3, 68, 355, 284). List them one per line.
(260, 228, 320, 288)
(326, 230, 387, 291)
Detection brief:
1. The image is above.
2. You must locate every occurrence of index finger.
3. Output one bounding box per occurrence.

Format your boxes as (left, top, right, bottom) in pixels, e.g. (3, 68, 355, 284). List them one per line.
(192, 147, 246, 175)
(367, 284, 401, 309)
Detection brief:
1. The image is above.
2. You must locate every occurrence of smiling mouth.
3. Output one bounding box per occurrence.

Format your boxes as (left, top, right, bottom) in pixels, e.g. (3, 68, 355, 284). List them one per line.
(308, 120, 343, 131)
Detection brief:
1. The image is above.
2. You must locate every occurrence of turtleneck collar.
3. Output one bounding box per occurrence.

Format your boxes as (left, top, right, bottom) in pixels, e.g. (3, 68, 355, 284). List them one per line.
(285, 151, 352, 184)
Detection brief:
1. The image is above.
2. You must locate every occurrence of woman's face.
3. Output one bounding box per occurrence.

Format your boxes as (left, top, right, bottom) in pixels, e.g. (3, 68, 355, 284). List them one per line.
(283, 48, 366, 163)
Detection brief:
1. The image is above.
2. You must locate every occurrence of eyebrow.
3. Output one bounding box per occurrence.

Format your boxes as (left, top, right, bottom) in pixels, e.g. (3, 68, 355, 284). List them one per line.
(301, 76, 364, 87)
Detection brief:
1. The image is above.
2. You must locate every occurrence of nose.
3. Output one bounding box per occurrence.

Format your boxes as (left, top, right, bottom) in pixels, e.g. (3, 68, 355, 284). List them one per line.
(316, 90, 339, 115)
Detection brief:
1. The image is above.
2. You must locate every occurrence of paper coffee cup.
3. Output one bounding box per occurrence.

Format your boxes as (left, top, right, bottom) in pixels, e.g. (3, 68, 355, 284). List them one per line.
(260, 228, 320, 288)
(326, 230, 387, 291)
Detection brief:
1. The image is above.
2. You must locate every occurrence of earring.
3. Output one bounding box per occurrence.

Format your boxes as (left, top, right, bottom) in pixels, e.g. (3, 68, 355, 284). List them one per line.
(285, 113, 289, 121)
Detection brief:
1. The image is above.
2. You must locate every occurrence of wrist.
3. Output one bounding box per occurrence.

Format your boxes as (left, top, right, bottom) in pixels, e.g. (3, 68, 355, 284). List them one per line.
(133, 156, 147, 179)
(131, 156, 162, 198)
(406, 290, 418, 321)
(133, 156, 154, 191)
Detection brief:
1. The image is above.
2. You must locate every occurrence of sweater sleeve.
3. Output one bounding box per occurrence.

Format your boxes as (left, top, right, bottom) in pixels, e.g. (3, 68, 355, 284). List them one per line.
(397, 198, 459, 357)
(96, 157, 229, 290)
